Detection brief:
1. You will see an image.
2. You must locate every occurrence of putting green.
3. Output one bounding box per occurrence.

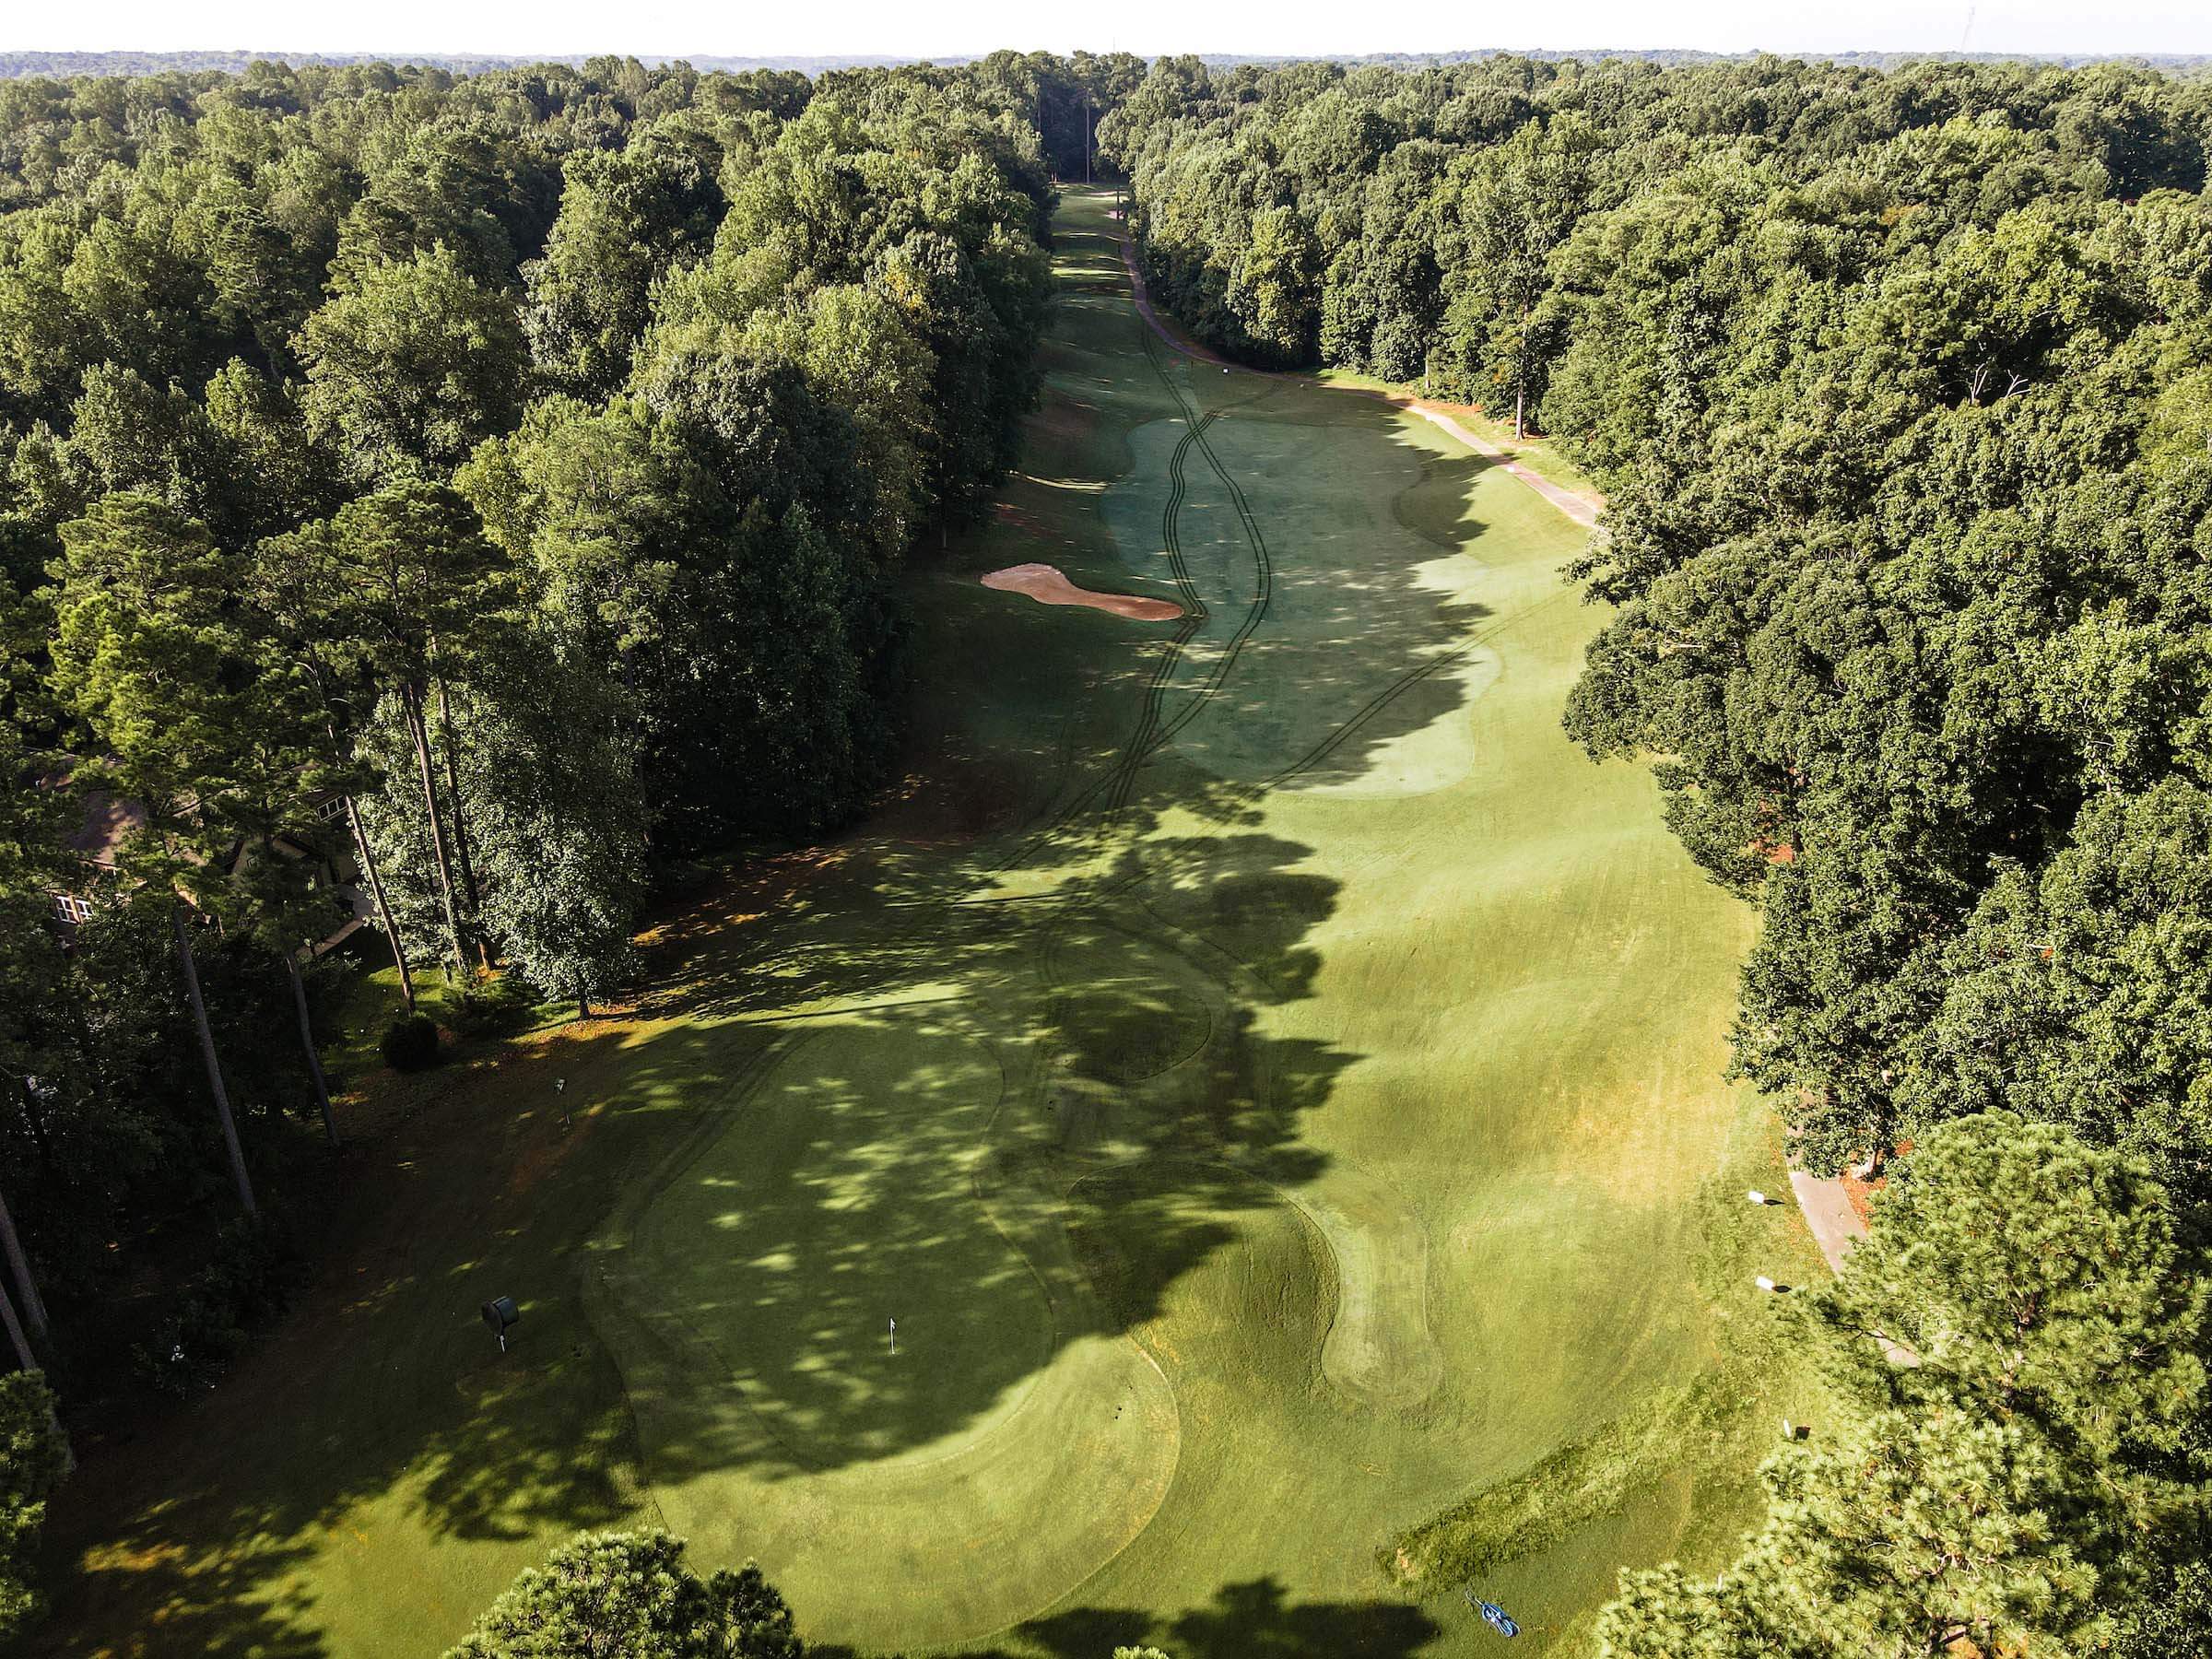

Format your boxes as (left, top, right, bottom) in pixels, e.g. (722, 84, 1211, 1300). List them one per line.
(44, 188, 1827, 1659)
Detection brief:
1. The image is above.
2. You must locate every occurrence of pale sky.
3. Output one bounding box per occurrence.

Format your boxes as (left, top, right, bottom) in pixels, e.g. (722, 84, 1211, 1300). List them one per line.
(6, 0, 2206, 62)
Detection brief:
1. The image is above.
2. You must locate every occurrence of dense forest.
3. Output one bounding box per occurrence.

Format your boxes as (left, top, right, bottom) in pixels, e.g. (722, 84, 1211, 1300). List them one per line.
(1107, 51, 2212, 1658)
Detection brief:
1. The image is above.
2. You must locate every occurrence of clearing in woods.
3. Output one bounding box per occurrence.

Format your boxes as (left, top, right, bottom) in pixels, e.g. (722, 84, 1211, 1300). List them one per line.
(48, 188, 1825, 1659)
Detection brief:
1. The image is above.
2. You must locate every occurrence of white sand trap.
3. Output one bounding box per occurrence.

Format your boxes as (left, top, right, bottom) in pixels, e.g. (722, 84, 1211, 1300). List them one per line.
(982, 562, 1182, 621)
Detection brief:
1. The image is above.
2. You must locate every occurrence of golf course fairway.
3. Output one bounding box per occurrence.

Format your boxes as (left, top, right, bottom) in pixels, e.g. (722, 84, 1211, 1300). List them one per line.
(47, 187, 1830, 1659)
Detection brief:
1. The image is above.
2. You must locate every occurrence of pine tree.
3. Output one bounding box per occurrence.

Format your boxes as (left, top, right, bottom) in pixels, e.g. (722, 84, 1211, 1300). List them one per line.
(1596, 1113, 2210, 1659)
(46, 496, 275, 1214)
(261, 482, 513, 980)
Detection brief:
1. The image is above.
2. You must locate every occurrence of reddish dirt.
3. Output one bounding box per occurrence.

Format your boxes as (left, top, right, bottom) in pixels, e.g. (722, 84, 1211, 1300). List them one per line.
(1840, 1168, 1881, 1227)
(981, 561, 1182, 621)
(1841, 1140, 1913, 1227)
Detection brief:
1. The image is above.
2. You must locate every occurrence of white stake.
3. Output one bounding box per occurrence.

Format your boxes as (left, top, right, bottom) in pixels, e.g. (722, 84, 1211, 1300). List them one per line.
(889, 1316, 897, 1357)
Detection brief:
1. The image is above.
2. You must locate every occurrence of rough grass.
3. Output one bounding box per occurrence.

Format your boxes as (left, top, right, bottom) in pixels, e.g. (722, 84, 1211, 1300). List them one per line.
(1381, 1155, 1824, 1602)
(43, 190, 1821, 1659)
(1386, 1373, 1743, 1588)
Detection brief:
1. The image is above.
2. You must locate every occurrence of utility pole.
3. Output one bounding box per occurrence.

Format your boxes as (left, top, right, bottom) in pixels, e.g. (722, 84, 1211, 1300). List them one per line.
(1085, 94, 1092, 185)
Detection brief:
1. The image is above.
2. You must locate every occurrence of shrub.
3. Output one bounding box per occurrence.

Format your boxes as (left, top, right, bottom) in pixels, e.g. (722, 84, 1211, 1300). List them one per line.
(0, 1372, 69, 1642)
(132, 1218, 301, 1396)
(381, 1012, 441, 1070)
(452, 979, 534, 1038)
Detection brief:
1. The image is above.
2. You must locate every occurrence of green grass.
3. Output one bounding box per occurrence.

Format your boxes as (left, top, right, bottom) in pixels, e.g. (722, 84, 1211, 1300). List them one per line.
(44, 189, 1821, 1659)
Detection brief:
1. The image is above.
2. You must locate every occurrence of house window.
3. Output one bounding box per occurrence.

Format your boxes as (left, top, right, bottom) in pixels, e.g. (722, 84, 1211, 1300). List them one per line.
(314, 796, 348, 823)
(54, 894, 93, 924)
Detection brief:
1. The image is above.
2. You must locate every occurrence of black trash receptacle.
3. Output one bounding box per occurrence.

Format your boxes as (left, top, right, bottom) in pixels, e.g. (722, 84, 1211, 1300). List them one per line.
(481, 1296, 520, 1350)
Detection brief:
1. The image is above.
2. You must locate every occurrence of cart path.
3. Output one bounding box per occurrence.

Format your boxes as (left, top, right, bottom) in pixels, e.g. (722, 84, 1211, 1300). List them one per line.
(1786, 1169, 1866, 1274)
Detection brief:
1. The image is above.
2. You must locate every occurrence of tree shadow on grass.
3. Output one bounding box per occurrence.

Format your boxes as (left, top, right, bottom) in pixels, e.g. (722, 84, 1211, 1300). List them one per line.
(800, 1577, 1444, 1659)
(997, 1577, 1444, 1659)
(581, 808, 1352, 1476)
(39, 1011, 669, 1655)
(53, 1519, 328, 1659)
(517, 225, 1516, 1484)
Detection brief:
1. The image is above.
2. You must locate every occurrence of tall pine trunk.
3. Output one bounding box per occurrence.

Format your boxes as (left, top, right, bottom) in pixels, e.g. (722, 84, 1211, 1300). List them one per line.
(434, 676, 489, 971)
(401, 681, 471, 978)
(1513, 304, 1530, 441)
(344, 792, 414, 1011)
(172, 909, 256, 1218)
(287, 953, 340, 1151)
(0, 1279, 30, 1371)
(0, 1181, 49, 1342)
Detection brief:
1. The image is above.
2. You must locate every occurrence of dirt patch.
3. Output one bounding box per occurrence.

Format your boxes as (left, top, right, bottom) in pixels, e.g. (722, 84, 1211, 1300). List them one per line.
(982, 562, 1182, 621)
(1841, 1139, 1912, 1227)
(1840, 1170, 1879, 1228)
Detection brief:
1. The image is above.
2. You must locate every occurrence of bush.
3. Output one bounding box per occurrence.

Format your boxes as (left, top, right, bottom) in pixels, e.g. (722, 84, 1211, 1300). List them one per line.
(381, 1012, 441, 1070)
(132, 1218, 301, 1396)
(452, 979, 534, 1038)
(0, 1372, 69, 1643)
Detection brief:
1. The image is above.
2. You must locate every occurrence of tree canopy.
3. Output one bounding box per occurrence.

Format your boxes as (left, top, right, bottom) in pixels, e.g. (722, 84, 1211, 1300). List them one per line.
(444, 1530, 803, 1659)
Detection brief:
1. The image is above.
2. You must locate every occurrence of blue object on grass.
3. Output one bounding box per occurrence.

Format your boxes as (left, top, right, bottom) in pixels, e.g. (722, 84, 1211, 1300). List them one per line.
(1461, 1588, 1520, 1638)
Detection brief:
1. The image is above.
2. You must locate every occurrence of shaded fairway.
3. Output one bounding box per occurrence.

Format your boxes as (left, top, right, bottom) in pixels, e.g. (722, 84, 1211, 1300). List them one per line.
(44, 190, 1829, 1659)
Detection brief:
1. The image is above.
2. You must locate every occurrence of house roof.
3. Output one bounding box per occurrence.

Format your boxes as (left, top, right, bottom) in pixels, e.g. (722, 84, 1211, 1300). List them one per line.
(61, 789, 148, 870)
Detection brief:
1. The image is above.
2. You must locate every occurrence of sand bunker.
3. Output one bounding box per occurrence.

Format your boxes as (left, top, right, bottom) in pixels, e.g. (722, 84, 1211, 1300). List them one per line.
(982, 562, 1182, 621)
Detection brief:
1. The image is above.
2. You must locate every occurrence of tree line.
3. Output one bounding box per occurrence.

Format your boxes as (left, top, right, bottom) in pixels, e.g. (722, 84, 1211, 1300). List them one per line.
(0, 50, 1061, 1502)
(1107, 51, 2212, 1657)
